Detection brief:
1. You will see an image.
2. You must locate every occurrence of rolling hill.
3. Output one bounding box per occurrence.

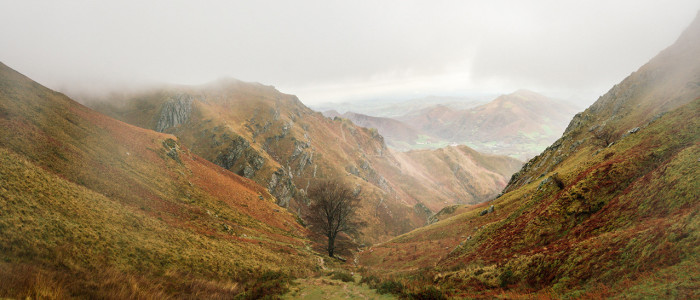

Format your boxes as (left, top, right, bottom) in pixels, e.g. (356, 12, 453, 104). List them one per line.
(0, 62, 319, 298)
(387, 146, 522, 213)
(84, 79, 521, 244)
(399, 89, 581, 160)
(311, 95, 488, 119)
(358, 11, 700, 299)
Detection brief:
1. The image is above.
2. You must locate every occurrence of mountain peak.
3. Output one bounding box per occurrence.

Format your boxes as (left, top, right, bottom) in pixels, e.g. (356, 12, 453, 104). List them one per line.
(510, 88, 539, 96)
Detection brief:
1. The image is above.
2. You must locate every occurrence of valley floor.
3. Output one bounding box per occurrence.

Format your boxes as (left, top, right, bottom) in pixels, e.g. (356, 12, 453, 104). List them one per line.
(283, 275, 395, 300)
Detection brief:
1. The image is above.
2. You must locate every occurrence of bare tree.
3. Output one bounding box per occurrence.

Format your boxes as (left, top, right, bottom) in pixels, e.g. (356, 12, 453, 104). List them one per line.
(305, 179, 363, 257)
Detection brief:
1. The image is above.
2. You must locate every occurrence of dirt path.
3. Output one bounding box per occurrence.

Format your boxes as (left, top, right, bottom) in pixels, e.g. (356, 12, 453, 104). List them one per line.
(282, 275, 395, 300)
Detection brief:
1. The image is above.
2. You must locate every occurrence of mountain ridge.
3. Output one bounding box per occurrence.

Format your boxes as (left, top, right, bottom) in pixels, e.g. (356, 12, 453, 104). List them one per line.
(0, 61, 319, 298)
(398, 89, 580, 160)
(85, 78, 521, 243)
(357, 11, 700, 298)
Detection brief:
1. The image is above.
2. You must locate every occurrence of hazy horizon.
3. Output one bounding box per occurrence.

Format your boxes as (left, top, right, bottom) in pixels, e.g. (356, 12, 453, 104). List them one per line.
(1, 1, 698, 105)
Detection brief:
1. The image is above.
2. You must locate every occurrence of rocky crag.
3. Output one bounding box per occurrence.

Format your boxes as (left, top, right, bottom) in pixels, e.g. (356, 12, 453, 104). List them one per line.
(86, 79, 520, 243)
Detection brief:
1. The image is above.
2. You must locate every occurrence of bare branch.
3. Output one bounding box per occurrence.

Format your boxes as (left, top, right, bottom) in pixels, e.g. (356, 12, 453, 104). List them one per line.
(305, 179, 363, 257)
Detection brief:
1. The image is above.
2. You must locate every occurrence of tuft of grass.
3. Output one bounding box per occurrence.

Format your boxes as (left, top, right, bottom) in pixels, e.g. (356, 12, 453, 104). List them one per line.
(360, 274, 382, 286)
(498, 268, 516, 288)
(330, 271, 355, 283)
(376, 279, 405, 295)
(406, 286, 447, 300)
(236, 270, 292, 300)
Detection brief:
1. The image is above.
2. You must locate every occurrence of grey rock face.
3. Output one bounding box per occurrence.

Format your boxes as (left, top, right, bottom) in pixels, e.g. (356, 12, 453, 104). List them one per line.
(214, 136, 250, 170)
(155, 94, 193, 132)
(243, 165, 255, 178)
(346, 165, 360, 176)
(214, 135, 266, 179)
(290, 140, 313, 176)
(268, 168, 296, 207)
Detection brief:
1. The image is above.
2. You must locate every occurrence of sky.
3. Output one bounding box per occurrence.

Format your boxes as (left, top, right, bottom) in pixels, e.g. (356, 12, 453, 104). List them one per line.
(0, 1, 698, 105)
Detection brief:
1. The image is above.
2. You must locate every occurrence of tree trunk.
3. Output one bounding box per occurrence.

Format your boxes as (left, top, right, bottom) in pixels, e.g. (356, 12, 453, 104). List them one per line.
(327, 235, 335, 257)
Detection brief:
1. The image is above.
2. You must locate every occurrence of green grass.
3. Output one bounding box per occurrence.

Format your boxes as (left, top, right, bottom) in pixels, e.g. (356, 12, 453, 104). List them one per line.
(359, 98, 700, 298)
(283, 275, 395, 300)
(0, 147, 315, 298)
(0, 63, 318, 298)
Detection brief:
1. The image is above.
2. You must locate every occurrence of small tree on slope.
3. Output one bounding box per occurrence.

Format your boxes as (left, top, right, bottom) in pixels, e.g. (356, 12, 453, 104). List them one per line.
(306, 179, 363, 257)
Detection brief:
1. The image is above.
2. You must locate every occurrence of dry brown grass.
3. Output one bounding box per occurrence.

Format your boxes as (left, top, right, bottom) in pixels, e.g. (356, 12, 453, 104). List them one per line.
(0, 62, 317, 298)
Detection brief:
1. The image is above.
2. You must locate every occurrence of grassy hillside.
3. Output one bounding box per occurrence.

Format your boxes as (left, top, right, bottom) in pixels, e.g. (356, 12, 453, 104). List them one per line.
(87, 81, 423, 243)
(385, 146, 521, 212)
(0, 62, 317, 298)
(86, 78, 520, 244)
(358, 12, 700, 299)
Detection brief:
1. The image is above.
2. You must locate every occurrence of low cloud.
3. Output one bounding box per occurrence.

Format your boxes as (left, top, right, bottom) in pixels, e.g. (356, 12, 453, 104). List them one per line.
(0, 0, 697, 104)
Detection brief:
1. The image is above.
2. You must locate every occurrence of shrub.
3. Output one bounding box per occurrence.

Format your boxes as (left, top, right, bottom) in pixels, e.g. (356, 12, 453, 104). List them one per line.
(330, 271, 354, 283)
(499, 268, 516, 288)
(376, 279, 404, 295)
(407, 286, 447, 300)
(294, 214, 306, 227)
(360, 274, 380, 286)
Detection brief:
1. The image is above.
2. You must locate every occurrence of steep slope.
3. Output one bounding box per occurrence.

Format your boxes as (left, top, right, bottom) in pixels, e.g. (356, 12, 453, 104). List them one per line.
(87, 81, 521, 244)
(88, 81, 426, 243)
(358, 12, 700, 299)
(0, 62, 317, 298)
(386, 146, 521, 212)
(400, 90, 580, 160)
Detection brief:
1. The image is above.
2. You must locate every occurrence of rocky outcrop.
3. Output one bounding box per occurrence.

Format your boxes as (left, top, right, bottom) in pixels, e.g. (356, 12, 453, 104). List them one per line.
(162, 138, 181, 163)
(213, 134, 296, 206)
(289, 139, 313, 176)
(427, 205, 459, 224)
(214, 136, 250, 169)
(214, 135, 265, 179)
(155, 94, 193, 132)
(268, 168, 296, 207)
(479, 205, 494, 216)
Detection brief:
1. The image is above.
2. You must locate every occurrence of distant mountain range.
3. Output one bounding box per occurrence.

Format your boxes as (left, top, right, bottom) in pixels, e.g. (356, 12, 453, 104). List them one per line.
(1, 9, 698, 299)
(359, 11, 700, 298)
(313, 95, 490, 118)
(322, 90, 581, 160)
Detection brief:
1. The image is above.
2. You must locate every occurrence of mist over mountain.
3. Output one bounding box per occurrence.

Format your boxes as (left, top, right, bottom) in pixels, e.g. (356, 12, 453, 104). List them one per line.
(313, 95, 490, 118)
(400, 90, 581, 159)
(320, 90, 580, 160)
(83, 78, 521, 243)
(321, 110, 434, 150)
(360, 11, 700, 298)
(1, 2, 699, 299)
(0, 62, 318, 298)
